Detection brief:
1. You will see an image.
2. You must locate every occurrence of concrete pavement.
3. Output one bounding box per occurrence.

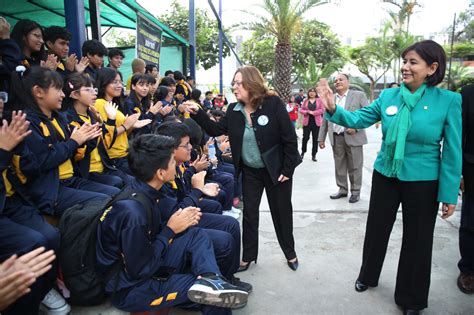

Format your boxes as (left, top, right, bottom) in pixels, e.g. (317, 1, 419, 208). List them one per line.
(71, 126, 472, 315)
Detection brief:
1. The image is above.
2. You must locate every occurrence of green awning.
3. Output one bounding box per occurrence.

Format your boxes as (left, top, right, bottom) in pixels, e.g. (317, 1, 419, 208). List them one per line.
(1, 0, 189, 46)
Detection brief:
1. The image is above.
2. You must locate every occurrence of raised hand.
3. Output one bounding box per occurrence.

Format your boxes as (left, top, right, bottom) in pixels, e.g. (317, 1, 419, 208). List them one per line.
(191, 154, 209, 172)
(40, 54, 60, 71)
(65, 54, 78, 72)
(0, 111, 32, 151)
(75, 56, 89, 73)
(148, 101, 163, 115)
(316, 78, 336, 114)
(191, 171, 206, 191)
(159, 105, 174, 116)
(0, 16, 11, 40)
(123, 113, 140, 131)
(104, 102, 118, 120)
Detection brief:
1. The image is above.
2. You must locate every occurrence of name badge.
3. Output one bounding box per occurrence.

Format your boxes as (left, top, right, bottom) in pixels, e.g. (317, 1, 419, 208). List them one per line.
(386, 106, 398, 116)
(257, 115, 269, 126)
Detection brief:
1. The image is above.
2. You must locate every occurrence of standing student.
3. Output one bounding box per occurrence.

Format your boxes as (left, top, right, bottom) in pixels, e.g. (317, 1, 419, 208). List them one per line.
(93, 68, 151, 174)
(317, 40, 462, 315)
(300, 88, 324, 161)
(187, 66, 301, 272)
(63, 72, 132, 188)
(10, 66, 116, 216)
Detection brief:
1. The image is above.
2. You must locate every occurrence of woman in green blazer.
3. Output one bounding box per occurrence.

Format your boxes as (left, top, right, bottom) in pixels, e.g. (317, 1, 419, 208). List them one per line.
(317, 40, 462, 315)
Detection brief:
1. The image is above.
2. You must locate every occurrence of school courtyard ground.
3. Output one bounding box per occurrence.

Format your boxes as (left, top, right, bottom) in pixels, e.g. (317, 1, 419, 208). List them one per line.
(73, 125, 473, 315)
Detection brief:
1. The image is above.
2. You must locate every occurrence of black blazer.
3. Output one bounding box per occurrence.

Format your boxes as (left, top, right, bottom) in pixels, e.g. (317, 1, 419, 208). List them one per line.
(192, 95, 300, 179)
(462, 84, 474, 166)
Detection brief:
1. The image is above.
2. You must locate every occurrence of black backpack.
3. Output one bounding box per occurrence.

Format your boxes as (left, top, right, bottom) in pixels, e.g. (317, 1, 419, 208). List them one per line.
(58, 189, 156, 306)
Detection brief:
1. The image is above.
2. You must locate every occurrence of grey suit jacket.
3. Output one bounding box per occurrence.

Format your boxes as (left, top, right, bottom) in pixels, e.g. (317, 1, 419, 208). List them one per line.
(318, 89, 369, 147)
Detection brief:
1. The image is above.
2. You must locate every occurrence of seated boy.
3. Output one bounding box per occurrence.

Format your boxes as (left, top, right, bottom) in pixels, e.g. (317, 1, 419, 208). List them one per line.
(96, 134, 249, 314)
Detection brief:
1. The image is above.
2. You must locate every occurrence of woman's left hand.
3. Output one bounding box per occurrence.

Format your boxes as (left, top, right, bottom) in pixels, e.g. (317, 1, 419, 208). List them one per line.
(278, 174, 289, 183)
(441, 203, 456, 219)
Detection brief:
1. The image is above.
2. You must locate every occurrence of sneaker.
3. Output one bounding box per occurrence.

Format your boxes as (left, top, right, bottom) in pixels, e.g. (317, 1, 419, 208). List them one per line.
(230, 276, 253, 293)
(223, 210, 239, 219)
(230, 206, 241, 214)
(187, 274, 248, 309)
(40, 289, 71, 315)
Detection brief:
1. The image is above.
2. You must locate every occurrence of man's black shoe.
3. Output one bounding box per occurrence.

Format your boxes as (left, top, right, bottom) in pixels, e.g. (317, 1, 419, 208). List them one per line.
(349, 195, 360, 203)
(354, 280, 368, 292)
(230, 276, 253, 293)
(188, 274, 248, 309)
(330, 192, 348, 199)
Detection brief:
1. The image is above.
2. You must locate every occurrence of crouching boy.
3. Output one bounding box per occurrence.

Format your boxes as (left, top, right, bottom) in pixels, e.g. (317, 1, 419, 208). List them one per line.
(96, 134, 249, 314)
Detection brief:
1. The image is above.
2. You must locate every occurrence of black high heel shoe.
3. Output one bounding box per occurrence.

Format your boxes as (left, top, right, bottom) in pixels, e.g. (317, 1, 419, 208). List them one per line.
(237, 260, 256, 273)
(287, 258, 299, 271)
(354, 280, 368, 292)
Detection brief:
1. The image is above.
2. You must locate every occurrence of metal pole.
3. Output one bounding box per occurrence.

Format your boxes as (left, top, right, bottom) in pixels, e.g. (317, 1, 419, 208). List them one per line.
(89, 0, 102, 41)
(189, 0, 196, 79)
(218, 0, 223, 94)
(447, 13, 456, 90)
(64, 0, 86, 56)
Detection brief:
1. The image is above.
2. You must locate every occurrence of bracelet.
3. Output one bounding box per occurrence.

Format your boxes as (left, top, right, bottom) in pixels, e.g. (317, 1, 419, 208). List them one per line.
(122, 125, 127, 132)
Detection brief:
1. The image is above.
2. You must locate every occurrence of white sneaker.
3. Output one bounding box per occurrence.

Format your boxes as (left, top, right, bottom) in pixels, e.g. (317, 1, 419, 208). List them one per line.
(230, 207, 241, 214)
(40, 289, 71, 315)
(223, 210, 240, 219)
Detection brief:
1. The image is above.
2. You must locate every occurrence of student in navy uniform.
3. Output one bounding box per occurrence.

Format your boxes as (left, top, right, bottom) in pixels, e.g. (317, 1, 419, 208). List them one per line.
(82, 39, 108, 81)
(63, 72, 133, 188)
(0, 110, 68, 315)
(10, 66, 117, 216)
(96, 134, 249, 314)
(10, 19, 45, 68)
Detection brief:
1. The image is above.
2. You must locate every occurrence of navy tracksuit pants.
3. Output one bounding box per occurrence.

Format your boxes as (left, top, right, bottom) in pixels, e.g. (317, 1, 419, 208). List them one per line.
(0, 194, 60, 315)
(113, 228, 232, 315)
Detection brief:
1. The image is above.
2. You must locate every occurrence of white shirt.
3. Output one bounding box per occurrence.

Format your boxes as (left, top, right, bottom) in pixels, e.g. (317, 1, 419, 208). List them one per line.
(333, 92, 348, 134)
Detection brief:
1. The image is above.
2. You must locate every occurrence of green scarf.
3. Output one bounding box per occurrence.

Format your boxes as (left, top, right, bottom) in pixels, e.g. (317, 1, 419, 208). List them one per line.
(383, 82, 426, 177)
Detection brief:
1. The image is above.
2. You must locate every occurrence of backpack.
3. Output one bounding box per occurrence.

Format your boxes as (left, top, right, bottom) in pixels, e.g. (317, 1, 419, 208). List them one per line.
(58, 189, 156, 306)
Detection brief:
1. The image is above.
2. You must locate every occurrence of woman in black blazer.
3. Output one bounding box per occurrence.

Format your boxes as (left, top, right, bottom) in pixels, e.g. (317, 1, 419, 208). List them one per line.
(187, 66, 301, 271)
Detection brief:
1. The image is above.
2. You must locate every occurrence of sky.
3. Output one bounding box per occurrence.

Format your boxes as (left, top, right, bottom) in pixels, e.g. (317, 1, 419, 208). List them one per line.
(139, 0, 473, 45)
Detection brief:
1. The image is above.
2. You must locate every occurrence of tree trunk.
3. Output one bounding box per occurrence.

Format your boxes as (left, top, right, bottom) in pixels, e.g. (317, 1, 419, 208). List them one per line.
(369, 79, 375, 102)
(274, 41, 292, 102)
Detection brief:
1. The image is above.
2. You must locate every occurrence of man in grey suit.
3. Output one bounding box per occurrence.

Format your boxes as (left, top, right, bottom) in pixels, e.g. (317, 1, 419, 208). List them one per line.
(318, 73, 369, 203)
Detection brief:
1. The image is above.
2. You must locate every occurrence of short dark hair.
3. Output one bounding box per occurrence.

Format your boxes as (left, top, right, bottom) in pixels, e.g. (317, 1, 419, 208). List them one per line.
(43, 26, 72, 45)
(155, 121, 191, 147)
(401, 40, 446, 86)
(82, 39, 108, 57)
(159, 76, 176, 87)
(145, 64, 158, 74)
(210, 109, 225, 119)
(128, 134, 177, 182)
(145, 74, 156, 85)
(205, 91, 213, 96)
(186, 75, 194, 81)
(173, 70, 185, 81)
(191, 89, 201, 102)
(164, 70, 174, 77)
(154, 86, 170, 101)
(108, 48, 124, 59)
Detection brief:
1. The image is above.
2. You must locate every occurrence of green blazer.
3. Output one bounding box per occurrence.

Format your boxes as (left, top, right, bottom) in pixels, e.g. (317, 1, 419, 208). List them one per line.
(326, 86, 462, 204)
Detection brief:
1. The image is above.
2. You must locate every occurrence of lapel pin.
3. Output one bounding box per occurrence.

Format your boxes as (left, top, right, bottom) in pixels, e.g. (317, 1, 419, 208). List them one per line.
(386, 106, 398, 116)
(423, 106, 428, 110)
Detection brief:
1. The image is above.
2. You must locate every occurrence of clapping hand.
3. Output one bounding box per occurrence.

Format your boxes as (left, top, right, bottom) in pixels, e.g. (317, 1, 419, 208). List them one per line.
(65, 54, 78, 72)
(133, 119, 152, 129)
(104, 102, 118, 120)
(40, 54, 59, 71)
(0, 111, 32, 151)
(167, 206, 202, 234)
(70, 123, 101, 146)
(75, 57, 89, 73)
(191, 154, 209, 172)
(202, 182, 220, 197)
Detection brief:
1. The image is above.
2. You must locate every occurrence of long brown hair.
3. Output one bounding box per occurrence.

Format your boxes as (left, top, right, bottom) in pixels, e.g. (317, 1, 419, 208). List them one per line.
(234, 66, 275, 109)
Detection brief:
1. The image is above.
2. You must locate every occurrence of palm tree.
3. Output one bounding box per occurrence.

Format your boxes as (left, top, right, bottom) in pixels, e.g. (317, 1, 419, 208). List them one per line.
(383, 0, 421, 33)
(241, 0, 327, 101)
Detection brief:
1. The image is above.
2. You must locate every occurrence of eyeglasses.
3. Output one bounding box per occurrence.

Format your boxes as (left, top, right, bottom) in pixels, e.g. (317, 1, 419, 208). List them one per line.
(75, 87, 98, 94)
(231, 80, 243, 87)
(112, 80, 123, 86)
(178, 143, 192, 150)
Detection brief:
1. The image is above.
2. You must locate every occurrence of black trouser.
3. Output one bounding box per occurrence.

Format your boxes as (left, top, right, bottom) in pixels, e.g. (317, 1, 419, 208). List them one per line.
(358, 170, 439, 310)
(241, 165, 296, 262)
(301, 117, 319, 157)
(459, 162, 474, 275)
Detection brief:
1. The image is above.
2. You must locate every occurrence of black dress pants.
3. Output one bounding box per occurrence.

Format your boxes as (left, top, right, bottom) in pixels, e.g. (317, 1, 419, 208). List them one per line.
(459, 162, 474, 275)
(301, 117, 319, 157)
(241, 164, 296, 262)
(358, 170, 439, 310)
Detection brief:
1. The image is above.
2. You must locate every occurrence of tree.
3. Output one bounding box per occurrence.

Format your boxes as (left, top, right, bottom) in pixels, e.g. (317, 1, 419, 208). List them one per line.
(158, 0, 231, 70)
(383, 0, 422, 33)
(240, 0, 328, 102)
(445, 8, 474, 43)
(295, 57, 340, 89)
(239, 19, 342, 87)
(349, 33, 393, 101)
(439, 65, 472, 92)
